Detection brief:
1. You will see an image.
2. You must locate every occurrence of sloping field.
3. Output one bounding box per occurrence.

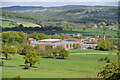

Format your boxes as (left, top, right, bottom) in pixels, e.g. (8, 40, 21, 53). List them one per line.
(1, 18, 40, 27)
(2, 54, 118, 78)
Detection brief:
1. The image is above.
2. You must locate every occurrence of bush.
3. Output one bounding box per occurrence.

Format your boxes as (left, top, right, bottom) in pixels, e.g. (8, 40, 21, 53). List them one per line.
(23, 64, 30, 69)
(98, 61, 120, 80)
(97, 40, 111, 51)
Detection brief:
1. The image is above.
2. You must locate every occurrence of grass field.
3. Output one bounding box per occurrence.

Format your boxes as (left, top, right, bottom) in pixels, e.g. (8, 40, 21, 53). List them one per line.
(2, 54, 118, 79)
(1, 20, 16, 27)
(34, 28, 117, 37)
(1, 18, 39, 27)
(69, 49, 118, 54)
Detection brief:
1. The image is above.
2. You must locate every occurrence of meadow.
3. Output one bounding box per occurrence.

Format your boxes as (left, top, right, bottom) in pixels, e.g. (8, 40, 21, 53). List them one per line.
(2, 53, 118, 79)
(34, 28, 117, 37)
(1, 20, 15, 27)
(69, 49, 118, 54)
(1, 18, 39, 27)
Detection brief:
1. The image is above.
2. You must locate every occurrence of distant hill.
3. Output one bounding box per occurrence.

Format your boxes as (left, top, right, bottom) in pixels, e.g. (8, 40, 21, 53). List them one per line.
(2, 6, 44, 11)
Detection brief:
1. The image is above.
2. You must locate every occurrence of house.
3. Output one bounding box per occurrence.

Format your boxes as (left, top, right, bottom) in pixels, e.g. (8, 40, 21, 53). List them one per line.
(28, 38, 83, 50)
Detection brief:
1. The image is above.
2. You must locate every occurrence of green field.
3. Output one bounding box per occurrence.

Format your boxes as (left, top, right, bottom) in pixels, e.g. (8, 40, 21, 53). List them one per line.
(1, 20, 16, 27)
(2, 54, 118, 78)
(1, 18, 39, 27)
(33, 28, 117, 37)
(69, 49, 118, 54)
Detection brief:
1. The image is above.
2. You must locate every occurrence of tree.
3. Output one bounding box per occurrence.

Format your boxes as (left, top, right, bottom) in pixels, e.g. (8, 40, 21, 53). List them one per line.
(97, 40, 111, 51)
(98, 61, 120, 80)
(2, 45, 16, 59)
(53, 46, 69, 59)
(29, 32, 48, 40)
(73, 44, 80, 49)
(44, 45, 53, 57)
(22, 45, 34, 55)
(2, 31, 25, 43)
(14, 43, 23, 53)
(58, 49, 69, 59)
(23, 51, 40, 67)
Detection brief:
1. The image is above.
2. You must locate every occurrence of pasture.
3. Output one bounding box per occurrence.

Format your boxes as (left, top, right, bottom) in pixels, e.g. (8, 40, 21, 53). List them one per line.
(69, 49, 117, 54)
(34, 28, 117, 37)
(1, 20, 15, 27)
(2, 54, 118, 78)
(1, 18, 39, 27)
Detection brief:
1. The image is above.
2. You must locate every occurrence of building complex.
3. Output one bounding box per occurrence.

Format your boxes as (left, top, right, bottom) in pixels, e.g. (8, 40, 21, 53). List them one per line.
(28, 37, 98, 50)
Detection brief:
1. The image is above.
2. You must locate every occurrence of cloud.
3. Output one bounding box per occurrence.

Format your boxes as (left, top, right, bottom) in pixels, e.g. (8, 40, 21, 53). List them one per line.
(1, 0, 119, 2)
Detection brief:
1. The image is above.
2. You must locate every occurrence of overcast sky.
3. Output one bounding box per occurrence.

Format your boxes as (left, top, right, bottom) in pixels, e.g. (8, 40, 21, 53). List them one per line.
(0, 0, 119, 7)
(1, 0, 119, 2)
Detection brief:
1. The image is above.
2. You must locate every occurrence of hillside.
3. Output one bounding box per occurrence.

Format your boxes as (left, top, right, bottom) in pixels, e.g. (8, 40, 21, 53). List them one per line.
(1, 5, 118, 37)
(2, 6, 44, 11)
(1, 5, 118, 24)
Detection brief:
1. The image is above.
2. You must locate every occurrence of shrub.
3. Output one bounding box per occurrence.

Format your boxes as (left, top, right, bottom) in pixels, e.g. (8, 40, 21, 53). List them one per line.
(98, 61, 120, 80)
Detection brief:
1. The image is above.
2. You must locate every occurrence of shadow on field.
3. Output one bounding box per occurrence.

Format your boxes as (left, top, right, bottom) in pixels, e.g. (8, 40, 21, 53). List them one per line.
(19, 65, 25, 66)
(6, 65, 16, 67)
(19, 64, 38, 68)
(0, 58, 11, 60)
(32, 66, 39, 68)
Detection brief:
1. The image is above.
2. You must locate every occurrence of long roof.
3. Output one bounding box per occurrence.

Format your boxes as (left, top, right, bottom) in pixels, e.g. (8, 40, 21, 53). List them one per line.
(31, 41, 74, 46)
(38, 39, 61, 41)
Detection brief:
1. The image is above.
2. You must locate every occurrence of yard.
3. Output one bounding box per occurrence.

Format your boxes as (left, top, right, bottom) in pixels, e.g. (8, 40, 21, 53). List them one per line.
(2, 53, 118, 79)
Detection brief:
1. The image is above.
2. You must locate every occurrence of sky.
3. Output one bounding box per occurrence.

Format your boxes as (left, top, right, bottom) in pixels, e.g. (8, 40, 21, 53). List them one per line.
(0, 0, 119, 7)
(1, 0, 119, 2)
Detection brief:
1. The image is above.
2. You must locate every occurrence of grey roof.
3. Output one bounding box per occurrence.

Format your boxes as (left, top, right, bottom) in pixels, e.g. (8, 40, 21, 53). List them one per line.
(31, 41, 75, 46)
(81, 44, 98, 47)
(38, 39, 61, 42)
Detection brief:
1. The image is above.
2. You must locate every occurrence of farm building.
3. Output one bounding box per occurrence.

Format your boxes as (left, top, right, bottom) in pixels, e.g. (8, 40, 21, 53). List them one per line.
(28, 38, 83, 50)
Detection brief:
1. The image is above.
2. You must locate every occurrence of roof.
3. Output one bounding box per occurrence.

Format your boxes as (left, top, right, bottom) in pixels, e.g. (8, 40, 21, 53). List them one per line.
(31, 41, 75, 46)
(65, 39, 77, 41)
(81, 44, 98, 47)
(38, 39, 61, 42)
(46, 41, 74, 46)
(28, 38, 36, 41)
